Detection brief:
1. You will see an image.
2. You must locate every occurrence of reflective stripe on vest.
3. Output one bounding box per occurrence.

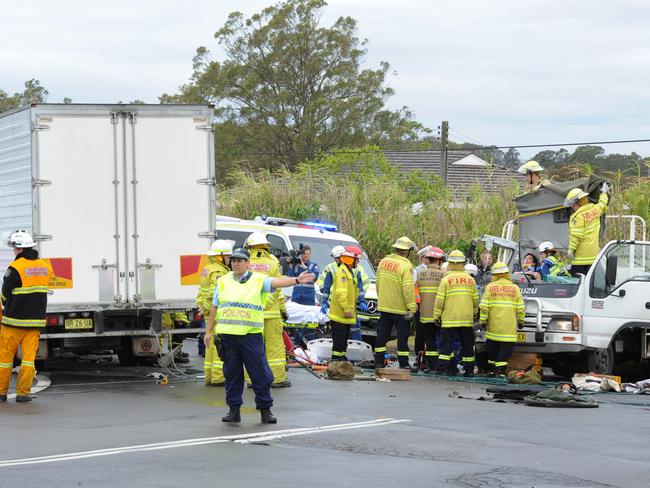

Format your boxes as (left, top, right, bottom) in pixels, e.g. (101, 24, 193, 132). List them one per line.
(215, 272, 268, 335)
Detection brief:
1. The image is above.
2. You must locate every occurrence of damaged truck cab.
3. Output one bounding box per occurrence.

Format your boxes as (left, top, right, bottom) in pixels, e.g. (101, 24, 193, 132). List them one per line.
(477, 176, 650, 376)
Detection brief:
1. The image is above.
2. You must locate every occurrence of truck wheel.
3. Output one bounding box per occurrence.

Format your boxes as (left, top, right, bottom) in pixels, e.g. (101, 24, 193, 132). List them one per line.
(584, 346, 615, 375)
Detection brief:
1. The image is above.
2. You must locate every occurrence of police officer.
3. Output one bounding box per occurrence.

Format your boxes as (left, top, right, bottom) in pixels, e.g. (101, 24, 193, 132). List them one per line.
(433, 250, 479, 377)
(479, 262, 525, 376)
(196, 240, 233, 386)
(203, 248, 315, 424)
(374, 237, 417, 370)
(0, 231, 52, 403)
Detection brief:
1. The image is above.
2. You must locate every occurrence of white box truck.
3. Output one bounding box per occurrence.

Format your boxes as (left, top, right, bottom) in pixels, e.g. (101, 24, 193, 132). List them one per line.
(0, 103, 216, 363)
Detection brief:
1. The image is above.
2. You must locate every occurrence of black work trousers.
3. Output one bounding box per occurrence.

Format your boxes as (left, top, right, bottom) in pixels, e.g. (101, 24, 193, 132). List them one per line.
(570, 265, 591, 277)
(437, 327, 475, 373)
(330, 321, 351, 361)
(413, 311, 425, 353)
(374, 312, 411, 367)
(420, 322, 440, 369)
(486, 339, 514, 372)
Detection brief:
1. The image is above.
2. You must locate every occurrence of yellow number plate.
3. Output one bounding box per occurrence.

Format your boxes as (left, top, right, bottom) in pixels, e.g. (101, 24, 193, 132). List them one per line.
(517, 332, 526, 342)
(64, 318, 93, 330)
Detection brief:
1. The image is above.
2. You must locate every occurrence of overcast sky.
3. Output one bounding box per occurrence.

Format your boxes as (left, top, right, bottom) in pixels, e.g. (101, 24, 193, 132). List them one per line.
(2, 0, 650, 158)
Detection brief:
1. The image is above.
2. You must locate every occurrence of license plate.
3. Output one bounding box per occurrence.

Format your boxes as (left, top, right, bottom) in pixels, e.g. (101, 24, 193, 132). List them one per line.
(517, 332, 526, 342)
(65, 318, 93, 330)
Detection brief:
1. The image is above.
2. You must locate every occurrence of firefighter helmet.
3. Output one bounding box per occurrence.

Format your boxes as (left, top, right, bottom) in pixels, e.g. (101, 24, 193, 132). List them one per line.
(392, 236, 416, 251)
(244, 231, 270, 248)
(564, 188, 589, 207)
(517, 160, 544, 175)
(7, 230, 36, 249)
(207, 239, 235, 256)
(447, 249, 466, 263)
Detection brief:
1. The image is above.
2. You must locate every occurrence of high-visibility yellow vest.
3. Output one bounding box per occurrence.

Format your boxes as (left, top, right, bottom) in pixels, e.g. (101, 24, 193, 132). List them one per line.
(569, 192, 608, 265)
(432, 271, 478, 328)
(195, 258, 229, 313)
(417, 264, 444, 323)
(249, 249, 287, 319)
(546, 255, 565, 277)
(328, 264, 358, 325)
(215, 272, 268, 335)
(376, 253, 416, 315)
(2, 257, 52, 328)
(479, 277, 525, 342)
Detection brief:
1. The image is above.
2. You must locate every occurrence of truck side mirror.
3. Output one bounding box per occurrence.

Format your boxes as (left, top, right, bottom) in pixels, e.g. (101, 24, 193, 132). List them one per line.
(605, 255, 618, 288)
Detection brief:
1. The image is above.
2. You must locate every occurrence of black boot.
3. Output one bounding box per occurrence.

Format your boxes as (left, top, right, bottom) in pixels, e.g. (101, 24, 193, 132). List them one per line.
(0, 394, 7, 402)
(260, 408, 277, 424)
(222, 407, 241, 423)
(15, 395, 32, 403)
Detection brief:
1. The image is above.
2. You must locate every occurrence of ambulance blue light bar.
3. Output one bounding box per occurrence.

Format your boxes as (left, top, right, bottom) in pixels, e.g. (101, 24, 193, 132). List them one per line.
(297, 221, 338, 232)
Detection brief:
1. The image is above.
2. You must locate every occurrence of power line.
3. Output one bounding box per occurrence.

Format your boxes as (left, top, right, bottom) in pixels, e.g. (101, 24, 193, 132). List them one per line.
(216, 137, 650, 159)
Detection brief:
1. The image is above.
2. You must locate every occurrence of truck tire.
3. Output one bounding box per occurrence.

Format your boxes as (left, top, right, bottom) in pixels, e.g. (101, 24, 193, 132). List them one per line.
(584, 346, 615, 375)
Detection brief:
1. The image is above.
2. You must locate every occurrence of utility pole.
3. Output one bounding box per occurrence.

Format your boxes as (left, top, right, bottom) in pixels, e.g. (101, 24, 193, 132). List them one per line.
(440, 120, 449, 186)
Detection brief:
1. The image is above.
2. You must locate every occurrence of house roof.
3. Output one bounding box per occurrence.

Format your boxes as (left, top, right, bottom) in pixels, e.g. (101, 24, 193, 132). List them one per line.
(383, 150, 524, 194)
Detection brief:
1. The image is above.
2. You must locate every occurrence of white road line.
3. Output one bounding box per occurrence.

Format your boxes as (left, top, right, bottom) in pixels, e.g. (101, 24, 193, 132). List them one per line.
(6, 375, 51, 401)
(0, 418, 410, 468)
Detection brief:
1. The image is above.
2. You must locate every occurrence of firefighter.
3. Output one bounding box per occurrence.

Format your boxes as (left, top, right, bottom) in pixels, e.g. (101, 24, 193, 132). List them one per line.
(412, 246, 432, 371)
(203, 247, 315, 424)
(413, 247, 446, 372)
(196, 239, 233, 386)
(320, 246, 368, 343)
(245, 231, 291, 388)
(479, 261, 525, 376)
(374, 236, 417, 370)
(564, 183, 609, 276)
(432, 250, 479, 377)
(517, 160, 549, 193)
(0, 230, 52, 403)
(161, 311, 190, 363)
(538, 241, 565, 279)
(328, 248, 360, 361)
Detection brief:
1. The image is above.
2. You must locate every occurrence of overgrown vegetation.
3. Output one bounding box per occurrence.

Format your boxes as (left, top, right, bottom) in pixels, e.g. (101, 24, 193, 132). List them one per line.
(218, 150, 650, 264)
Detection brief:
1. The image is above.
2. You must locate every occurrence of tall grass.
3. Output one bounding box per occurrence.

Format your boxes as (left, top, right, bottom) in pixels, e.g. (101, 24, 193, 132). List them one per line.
(218, 152, 650, 263)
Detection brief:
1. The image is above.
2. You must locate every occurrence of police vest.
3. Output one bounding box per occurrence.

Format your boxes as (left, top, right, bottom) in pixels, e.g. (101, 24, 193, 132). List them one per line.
(215, 272, 268, 335)
(2, 257, 52, 328)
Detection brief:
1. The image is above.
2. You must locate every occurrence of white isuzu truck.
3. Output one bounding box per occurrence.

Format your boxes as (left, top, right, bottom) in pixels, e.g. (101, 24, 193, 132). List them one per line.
(472, 176, 650, 376)
(0, 103, 216, 363)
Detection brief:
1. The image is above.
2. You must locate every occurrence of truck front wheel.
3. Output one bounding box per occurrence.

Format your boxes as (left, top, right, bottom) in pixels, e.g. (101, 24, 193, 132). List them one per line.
(584, 346, 615, 375)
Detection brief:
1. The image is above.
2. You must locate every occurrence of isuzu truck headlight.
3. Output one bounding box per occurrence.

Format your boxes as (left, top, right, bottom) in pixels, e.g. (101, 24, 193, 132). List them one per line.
(548, 315, 580, 332)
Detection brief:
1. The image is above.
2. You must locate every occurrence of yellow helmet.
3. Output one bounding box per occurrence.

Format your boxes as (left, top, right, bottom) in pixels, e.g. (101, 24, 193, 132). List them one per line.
(392, 236, 416, 251)
(564, 188, 589, 207)
(447, 249, 466, 263)
(517, 160, 544, 175)
(492, 261, 510, 275)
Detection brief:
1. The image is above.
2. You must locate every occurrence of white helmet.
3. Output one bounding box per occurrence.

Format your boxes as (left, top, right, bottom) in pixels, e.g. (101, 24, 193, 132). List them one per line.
(331, 245, 346, 258)
(8, 230, 36, 249)
(244, 231, 270, 248)
(538, 241, 556, 253)
(208, 239, 235, 256)
(517, 160, 544, 175)
(464, 263, 478, 276)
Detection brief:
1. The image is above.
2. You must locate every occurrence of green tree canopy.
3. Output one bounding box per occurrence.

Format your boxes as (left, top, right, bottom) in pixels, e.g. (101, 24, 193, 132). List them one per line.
(0, 79, 49, 113)
(161, 0, 429, 178)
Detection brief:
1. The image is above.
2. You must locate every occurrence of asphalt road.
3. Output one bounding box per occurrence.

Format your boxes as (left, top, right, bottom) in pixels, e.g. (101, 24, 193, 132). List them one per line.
(1, 344, 650, 488)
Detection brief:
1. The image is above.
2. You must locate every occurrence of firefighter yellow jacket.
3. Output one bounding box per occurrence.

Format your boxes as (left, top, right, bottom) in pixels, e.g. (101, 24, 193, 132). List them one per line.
(569, 192, 608, 266)
(376, 253, 416, 315)
(432, 271, 478, 328)
(416, 264, 445, 323)
(479, 277, 525, 342)
(248, 249, 287, 319)
(328, 264, 358, 325)
(195, 258, 230, 314)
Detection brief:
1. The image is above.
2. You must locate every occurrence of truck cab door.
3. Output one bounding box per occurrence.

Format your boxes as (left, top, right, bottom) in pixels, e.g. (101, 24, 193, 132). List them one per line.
(586, 242, 650, 350)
